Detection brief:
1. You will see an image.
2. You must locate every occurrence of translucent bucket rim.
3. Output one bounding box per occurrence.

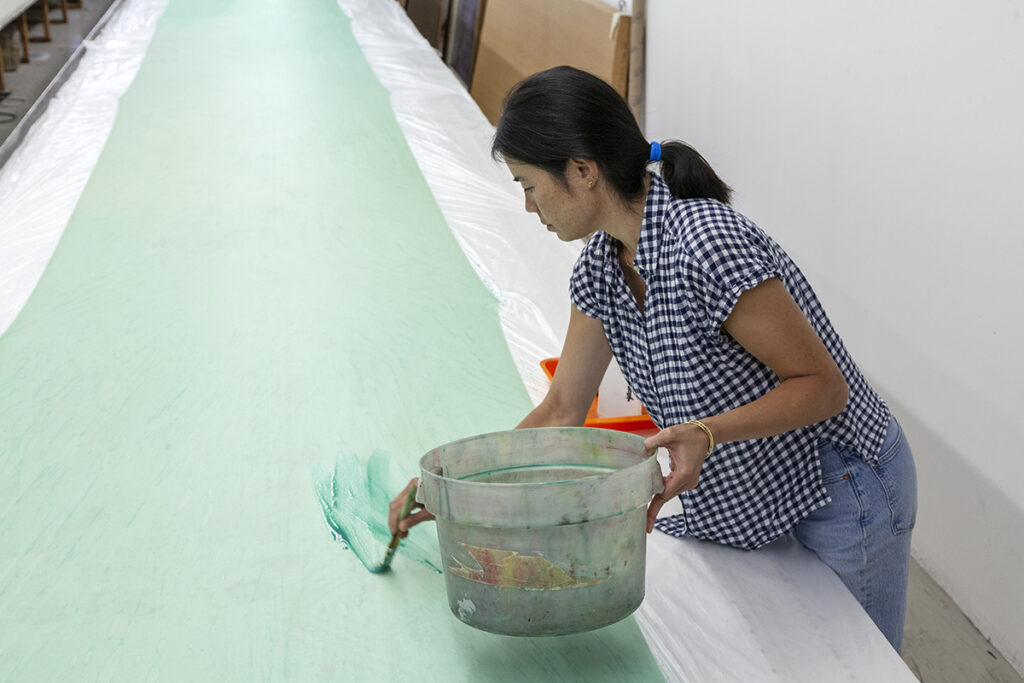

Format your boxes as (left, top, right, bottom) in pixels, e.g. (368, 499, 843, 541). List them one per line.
(417, 427, 664, 528)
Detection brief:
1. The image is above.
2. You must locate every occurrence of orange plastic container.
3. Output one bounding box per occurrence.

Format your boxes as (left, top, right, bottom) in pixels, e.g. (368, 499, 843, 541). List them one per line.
(540, 358, 657, 435)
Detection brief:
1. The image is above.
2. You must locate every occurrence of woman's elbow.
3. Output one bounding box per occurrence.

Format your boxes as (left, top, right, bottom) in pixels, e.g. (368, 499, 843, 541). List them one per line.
(823, 369, 850, 420)
(548, 396, 590, 427)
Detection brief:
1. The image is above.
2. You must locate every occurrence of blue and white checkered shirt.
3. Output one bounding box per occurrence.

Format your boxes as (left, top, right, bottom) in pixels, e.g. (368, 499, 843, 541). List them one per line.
(570, 175, 891, 549)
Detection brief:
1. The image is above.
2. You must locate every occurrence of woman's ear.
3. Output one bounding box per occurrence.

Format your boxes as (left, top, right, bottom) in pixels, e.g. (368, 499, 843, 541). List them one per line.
(566, 158, 600, 187)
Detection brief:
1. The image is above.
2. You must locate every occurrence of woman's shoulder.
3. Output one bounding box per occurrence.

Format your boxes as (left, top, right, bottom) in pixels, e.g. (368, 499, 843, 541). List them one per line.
(662, 197, 772, 257)
(569, 232, 616, 311)
(575, 230, 615, 267)
(663, 196, 750, 235)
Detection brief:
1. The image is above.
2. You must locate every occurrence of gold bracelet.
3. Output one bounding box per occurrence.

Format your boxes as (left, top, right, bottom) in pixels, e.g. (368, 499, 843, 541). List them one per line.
(685, 419, 715, 458)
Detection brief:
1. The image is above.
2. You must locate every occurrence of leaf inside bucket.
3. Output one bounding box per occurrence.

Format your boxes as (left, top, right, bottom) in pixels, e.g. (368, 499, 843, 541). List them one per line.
(312, 450, 441, 574)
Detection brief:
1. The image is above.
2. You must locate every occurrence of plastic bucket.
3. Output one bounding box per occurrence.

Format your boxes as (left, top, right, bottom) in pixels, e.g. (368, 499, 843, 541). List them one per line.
(417, 427, 664, 636)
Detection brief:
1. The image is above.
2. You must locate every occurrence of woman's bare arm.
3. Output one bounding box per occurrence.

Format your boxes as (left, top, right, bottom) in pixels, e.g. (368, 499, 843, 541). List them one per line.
(644, 277, 849, 531)
(391, 305, 614, 535)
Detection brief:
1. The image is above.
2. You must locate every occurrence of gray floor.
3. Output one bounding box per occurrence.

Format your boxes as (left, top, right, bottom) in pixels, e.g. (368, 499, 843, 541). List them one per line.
(904, 558, 1022, 682)
(1, 4, 1022, 682)
(0, 0, 116, 146)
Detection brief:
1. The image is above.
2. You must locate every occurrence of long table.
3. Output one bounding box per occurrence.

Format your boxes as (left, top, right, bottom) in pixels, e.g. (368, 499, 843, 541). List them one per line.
(0, 0, 918, 680)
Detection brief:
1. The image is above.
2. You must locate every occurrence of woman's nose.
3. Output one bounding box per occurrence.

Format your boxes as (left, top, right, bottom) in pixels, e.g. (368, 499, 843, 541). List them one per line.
(524, 195, 538, 214)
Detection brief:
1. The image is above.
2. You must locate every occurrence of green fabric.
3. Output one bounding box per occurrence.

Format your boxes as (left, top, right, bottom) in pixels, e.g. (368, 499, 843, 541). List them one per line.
(0, 0, 665, 679)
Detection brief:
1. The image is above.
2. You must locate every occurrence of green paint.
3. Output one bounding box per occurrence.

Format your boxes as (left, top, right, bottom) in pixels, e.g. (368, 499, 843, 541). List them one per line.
(0, 0, 665, 679)
(312, 450, 441, 573)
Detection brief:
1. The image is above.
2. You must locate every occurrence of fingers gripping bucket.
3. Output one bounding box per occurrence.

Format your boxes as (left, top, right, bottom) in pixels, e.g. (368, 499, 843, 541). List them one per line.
(417, 427, 664, 636)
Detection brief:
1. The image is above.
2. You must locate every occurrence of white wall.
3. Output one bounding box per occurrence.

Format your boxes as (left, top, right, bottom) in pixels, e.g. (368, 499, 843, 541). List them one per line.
(645, 0, 1024, 673)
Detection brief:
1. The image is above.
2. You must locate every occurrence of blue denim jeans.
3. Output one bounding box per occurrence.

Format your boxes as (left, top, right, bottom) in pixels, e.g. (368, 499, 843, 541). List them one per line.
(793, 417, 917, 652)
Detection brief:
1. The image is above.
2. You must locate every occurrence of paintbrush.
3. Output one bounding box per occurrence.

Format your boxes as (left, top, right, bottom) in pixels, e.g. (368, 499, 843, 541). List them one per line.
(313, 453, 440, 574)
(369, 485, 418, 574)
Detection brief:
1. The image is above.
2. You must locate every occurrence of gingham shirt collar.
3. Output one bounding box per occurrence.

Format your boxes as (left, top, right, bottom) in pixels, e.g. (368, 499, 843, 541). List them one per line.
(633, 178, 669, 275)
(602, 176, 670, 278)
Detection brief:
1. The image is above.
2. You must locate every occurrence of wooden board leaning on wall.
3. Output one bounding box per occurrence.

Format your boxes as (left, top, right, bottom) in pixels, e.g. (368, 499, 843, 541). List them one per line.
(470, 0, 632, 126)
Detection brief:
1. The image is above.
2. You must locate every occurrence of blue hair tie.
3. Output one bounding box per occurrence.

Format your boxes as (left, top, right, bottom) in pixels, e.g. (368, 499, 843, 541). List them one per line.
(649, 141, 662, 162)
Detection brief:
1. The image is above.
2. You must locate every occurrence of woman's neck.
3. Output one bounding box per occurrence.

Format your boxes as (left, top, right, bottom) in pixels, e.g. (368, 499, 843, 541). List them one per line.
(599, 173, 650, 255)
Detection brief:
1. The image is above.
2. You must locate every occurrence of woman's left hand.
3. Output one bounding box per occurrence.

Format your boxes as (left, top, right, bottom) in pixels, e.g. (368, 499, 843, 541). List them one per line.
(643, 422, 712, 532)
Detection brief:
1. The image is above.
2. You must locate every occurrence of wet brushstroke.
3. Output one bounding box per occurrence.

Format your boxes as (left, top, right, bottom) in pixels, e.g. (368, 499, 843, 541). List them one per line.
(312, 450, 442, 574)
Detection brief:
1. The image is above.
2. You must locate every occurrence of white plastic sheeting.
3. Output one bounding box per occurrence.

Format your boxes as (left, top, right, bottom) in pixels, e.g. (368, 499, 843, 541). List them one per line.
(0, 0, 916, 678)
(0, 0, 170, 337)
(640, 497, 917, 681)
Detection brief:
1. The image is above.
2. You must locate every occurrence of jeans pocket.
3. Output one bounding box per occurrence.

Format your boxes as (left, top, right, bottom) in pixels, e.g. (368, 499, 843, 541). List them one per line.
(816, 441, 852, 484)
(872, 423, 918, 534)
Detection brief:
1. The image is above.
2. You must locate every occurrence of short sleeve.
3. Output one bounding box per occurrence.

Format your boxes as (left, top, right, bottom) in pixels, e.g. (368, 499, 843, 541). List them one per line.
(681, 206, 782, 335)
(568, 234, 605, 320)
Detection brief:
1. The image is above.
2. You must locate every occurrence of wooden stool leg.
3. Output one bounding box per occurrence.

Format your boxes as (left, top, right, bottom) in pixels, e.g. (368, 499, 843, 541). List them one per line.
(30, 1, 53, 43)
(19, 13, 30, 63)
(51, 0, 69, 24)
(43, 1, 51, 39)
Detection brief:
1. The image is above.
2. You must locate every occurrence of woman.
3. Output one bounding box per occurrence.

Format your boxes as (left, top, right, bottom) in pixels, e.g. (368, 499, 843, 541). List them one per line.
(390, 66, 917, 652)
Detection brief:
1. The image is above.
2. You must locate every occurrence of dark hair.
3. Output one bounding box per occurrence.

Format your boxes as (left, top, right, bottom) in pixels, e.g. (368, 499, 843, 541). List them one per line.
(492, 66, 732, 205)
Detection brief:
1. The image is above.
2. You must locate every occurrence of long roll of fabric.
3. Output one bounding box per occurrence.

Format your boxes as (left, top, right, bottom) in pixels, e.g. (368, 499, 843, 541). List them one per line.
(0, 0, 665, 679)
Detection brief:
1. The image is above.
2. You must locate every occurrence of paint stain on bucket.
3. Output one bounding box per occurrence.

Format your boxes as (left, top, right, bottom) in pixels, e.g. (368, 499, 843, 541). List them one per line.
(450, 543, 606, 590)
(312, 450, 441, 573)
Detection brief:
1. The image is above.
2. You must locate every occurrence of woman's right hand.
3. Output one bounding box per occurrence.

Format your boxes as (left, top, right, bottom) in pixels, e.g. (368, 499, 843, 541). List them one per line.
(388, 478, 435, 537)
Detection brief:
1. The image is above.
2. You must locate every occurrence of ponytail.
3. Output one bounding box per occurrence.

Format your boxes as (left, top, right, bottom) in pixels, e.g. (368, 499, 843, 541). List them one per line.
(493, 66, 733, 206)
(655, 140, 732, 205)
